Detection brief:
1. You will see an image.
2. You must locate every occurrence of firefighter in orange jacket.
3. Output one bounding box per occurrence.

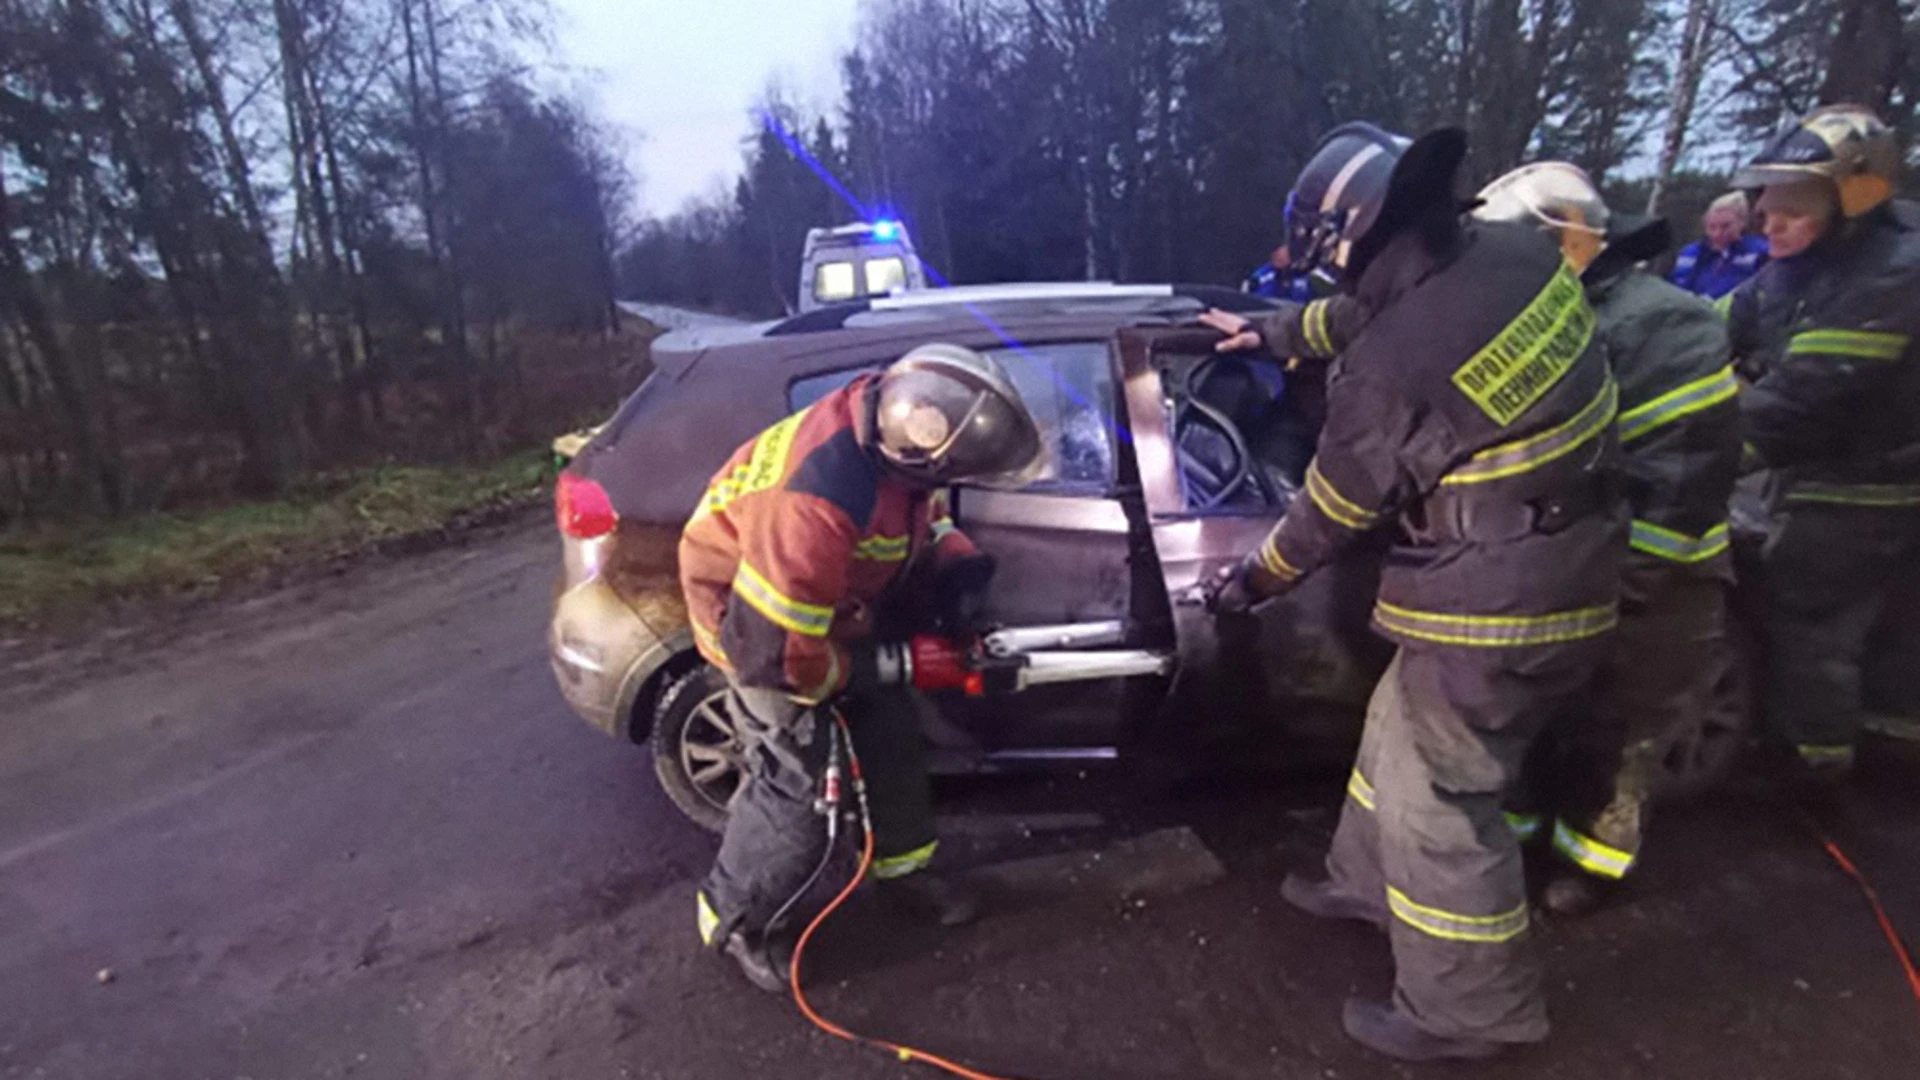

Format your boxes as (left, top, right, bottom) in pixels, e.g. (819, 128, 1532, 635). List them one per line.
(678, 343, 1042, 993)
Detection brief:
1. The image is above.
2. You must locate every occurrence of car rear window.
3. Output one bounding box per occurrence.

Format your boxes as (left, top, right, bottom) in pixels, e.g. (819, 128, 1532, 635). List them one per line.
(787, 341, 1117, 495)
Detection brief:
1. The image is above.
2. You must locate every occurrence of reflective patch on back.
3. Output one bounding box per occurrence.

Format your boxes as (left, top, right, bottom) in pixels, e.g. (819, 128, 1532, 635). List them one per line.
(742, 408, 809, 494)
(1450, 264, 1595, 426)
(705, 407, 812, 517)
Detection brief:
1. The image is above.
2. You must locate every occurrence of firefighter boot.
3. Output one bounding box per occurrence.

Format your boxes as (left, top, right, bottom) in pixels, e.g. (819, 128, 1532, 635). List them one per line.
(877, 870, 982, 927)
(722, 931, 794, 995)
(1281, 873, 1387, 928)
(1341, 998, 1507, 1062)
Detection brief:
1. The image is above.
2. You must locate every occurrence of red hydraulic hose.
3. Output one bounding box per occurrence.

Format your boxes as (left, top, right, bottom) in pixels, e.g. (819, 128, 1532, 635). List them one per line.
(788, 719, 1049, 1080)
(1815, 833, 1920, 1017)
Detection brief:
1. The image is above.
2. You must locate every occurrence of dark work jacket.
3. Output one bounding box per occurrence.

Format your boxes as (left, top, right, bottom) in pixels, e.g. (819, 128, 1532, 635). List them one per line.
(1729, 203, 1920, 510)
(1583, 262, 1739, 579)
(1252, 221, 1625, 654)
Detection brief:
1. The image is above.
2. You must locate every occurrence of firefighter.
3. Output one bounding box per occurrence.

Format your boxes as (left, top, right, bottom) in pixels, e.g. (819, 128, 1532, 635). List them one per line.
(1473, 164, 1740, 915)
(678, 343, 1042, 993)
(1724, 104, 1920, 779)
(1207, 125, 1625, 1060)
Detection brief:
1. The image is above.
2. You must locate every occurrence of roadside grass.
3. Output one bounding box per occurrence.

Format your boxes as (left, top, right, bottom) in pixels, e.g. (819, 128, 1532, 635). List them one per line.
(0, 450, 553, 630)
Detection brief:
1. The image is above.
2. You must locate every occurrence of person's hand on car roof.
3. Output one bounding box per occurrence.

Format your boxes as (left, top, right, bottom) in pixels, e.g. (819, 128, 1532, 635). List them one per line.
(1198, 309, 1263, 353)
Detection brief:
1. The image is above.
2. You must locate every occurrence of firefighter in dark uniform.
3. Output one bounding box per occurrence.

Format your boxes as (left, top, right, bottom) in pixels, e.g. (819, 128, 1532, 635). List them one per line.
(678, 344, 1042, 992)
(1474, 164, 1740, 914)
(1208, 126, 1625, 1060)
(1724, 105, 1920, 778)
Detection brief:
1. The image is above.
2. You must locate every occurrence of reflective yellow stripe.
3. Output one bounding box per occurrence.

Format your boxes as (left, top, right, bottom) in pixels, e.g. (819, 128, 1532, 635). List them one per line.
(1505, 811, 1544, 841)
(732, 561, 835, 637)
(1630, 520, 1730, 563)
(1373, 600, 1618, 648)
(744, 409, 808, 486)
(854, 534, 912, 561)
(703, 464, 753, 515)
(1785, 482, 1920, 507)
(1552, 820, 1635, 880)
(697, 891, 721, 946)
(1451, 262, 1596, 426)
(703, 409, 811, 514)
(929, 515, 958, 543)
(1387, 886, 1529, 944)
(1306, 460, 1378, 530)
(692, 620, 733, 670)
(1347, 768, 1377, 811)
(1618, 366, 1739, 443)
(1441, 378, 1618, 486)
(1797, 744, 1856, 766)
(1258, 534, 1302, 580)
(1712, 293, 1734, 318)
(1787, 328, 1910, 361)
(870, 840, 938, 880)
(1303, 299, 1336, 356)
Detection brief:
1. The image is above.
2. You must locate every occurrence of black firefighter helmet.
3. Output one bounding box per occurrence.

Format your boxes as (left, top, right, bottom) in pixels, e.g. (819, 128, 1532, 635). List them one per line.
(1284, 122, 1412, 279)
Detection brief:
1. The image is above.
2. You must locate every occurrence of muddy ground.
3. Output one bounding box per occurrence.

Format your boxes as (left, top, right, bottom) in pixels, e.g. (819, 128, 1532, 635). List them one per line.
(3, 517, 1915, 1080)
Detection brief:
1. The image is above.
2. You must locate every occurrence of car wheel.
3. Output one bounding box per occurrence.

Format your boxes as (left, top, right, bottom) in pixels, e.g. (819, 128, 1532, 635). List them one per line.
(651, 665, 743, 833)
(1649, 628, 1755, 803)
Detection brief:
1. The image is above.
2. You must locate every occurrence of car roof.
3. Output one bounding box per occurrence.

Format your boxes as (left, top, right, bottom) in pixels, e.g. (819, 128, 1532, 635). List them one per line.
(650, 282, 1275, 361)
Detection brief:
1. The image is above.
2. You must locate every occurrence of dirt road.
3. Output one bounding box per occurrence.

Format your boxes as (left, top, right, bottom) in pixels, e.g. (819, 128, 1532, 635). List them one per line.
(3, 516, 1916, 1079)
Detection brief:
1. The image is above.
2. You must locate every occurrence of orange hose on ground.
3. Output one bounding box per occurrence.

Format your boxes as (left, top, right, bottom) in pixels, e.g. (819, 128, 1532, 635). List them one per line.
(1816, 835, 1920, 1016)
(789, 721, 1043, 1080)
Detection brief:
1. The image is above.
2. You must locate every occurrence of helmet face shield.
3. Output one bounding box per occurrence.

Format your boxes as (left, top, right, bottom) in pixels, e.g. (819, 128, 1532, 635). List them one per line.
(1473, 162, 1610, 270)
(875, 345, 1044, 488)
(1285, 192, 1352, 273)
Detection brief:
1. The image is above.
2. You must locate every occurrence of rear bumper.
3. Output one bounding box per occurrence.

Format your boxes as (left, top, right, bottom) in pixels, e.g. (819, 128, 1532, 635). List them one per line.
(549, 569, 691, 740)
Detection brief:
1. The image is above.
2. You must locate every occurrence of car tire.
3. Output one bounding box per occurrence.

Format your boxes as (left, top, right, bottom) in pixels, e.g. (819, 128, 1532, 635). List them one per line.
(651, 665, 743, 833)
(1650, 621, 1756, 803)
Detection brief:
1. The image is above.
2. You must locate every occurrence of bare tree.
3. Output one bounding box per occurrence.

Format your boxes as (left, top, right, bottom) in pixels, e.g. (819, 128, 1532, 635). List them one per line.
(1649, 0, 1721, 213)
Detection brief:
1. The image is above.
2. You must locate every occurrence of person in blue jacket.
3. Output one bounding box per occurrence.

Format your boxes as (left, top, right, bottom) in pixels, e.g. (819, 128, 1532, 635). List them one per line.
(1669, 192, 1767, 298)
(1243, 242, 1317, 302)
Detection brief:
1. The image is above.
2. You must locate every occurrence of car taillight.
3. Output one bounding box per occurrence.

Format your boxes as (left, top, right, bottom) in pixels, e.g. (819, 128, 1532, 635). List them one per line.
(555, 472, 618, 539)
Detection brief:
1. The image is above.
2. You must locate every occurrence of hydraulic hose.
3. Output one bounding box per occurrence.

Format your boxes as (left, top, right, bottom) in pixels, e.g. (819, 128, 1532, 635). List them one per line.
(787, 716, 1053, 1080)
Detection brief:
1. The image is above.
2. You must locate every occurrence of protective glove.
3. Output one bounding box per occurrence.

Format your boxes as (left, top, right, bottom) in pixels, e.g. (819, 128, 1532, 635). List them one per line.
(1203, 555, 1292, 615)
(933, 553, 998, 635)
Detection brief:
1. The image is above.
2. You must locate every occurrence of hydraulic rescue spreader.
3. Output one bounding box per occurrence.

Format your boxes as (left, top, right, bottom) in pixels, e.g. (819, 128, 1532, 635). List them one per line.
(863, 619, 1173, 696)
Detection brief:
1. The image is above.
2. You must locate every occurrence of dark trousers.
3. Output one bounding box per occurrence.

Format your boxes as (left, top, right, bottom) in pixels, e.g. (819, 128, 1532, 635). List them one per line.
(1760, 504, 1920, 752)
(698, 681, 937, 947)
(1865, 554, 1920, 720)
(1517, 568, 1729, 878)
(1323, 643, 1603, 1044)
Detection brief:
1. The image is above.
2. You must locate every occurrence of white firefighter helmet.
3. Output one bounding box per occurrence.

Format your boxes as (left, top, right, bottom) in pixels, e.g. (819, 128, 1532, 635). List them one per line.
(1474, 162, 1612, 270)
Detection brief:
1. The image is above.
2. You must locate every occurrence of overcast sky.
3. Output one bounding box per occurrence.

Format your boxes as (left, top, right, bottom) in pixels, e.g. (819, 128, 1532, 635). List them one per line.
(554, 0, 862, 219)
